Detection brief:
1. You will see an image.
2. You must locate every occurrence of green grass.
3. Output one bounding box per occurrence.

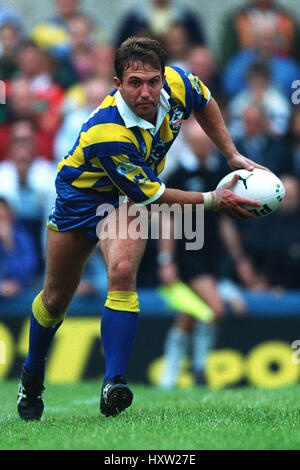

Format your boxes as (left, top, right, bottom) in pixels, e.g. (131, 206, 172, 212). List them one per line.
(1, 381, 300, 450)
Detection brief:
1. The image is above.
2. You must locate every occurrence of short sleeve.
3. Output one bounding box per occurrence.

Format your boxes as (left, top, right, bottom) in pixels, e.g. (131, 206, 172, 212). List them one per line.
(186, 72, 211, 113)
(164, 66, 211, 119)
(99, 153, 165, 205)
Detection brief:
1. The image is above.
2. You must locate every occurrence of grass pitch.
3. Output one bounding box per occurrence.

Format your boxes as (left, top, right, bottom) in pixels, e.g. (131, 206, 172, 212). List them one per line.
(1, 381, 300, 450)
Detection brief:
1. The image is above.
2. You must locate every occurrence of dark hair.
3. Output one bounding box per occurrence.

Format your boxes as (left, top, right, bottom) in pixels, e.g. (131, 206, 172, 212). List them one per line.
(10, 116, 37, 130)
(114, 36, 166, 81)
(18, 38, 40, 51)
(0, 197, 11, 210)
(246, 61, 271, 81)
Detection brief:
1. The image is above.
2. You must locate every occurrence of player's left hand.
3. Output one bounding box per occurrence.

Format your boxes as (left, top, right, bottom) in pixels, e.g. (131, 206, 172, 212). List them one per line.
(227, 154, 270, 173)
(211, 174, 261, 220)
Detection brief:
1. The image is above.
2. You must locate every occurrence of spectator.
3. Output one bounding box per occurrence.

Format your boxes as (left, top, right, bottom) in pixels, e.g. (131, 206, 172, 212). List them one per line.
(0, 197, 39, 297)
(115, 0, 205, 47)
(0, 22, 22, 80)
(219, 0, 300, 67)
(162, 23, 191, 69)
(31, 0, 106, 61)
(67, 14, 95, 82)
(15, 41, 65, 158)
(222, 23, 300, 99)
(0, 138, 56, 263)
(0, 78, 33, 149)
(89, 42, 116, 82)
(4, 78, 34, 120)
(222, 176, 300, 291)
(46, 0, 81, 26)
(54, 76, 111, 162)
(285, 108, 300, 179)
(51, 0, 105, 45)
(0, 79, 58, 161)
(7, 118, 38, 157)
(158, 119, 243, 387)
(30, 0, 82, 60)
(233, 103, 293, 176)
(227, 62, 291, 138)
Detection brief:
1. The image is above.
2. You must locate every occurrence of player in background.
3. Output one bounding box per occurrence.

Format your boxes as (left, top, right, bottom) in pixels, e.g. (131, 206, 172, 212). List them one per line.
(17, 37, 267, 421)
(158, 120, 245, 388)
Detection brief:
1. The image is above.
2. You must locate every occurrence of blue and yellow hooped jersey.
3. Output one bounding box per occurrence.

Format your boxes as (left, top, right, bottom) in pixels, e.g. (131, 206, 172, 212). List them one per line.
(56, 66, 210, 205)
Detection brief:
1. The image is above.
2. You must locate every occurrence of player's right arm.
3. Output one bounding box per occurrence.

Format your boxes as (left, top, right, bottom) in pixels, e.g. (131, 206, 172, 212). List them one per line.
(98, 150, 259, 220)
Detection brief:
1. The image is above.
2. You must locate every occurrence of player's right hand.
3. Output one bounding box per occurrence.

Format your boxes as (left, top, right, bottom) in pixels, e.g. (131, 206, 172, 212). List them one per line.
(210, 175, 260, 220)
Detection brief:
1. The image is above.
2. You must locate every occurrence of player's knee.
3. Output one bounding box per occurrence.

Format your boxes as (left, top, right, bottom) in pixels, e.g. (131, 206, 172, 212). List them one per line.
(108, 259, 136, 289)
(42, 290, 72, 319)
(175, 314, 196, 333)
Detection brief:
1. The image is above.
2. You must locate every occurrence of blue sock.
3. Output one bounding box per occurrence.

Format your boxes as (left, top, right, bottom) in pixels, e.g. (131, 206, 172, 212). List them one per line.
(24, 312, 62, 380)
(101, 306, 138, 383)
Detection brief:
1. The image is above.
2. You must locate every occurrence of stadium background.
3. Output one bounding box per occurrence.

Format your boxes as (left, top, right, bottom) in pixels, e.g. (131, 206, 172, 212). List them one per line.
(3, 0, 300, 52)
(0, 0, 300, 391)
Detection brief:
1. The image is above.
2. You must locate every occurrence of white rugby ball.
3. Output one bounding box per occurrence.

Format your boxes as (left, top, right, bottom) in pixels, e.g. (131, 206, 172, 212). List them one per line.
(216, 168, 285, 217)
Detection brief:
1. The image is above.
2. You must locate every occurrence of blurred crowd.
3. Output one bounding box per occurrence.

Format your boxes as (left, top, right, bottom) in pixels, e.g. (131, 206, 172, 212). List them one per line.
(0, 0, 300, 300)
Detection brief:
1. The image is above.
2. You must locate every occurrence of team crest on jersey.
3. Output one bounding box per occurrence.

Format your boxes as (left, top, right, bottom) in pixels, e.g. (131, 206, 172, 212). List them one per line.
(132, 172, 149, 185)
(188, 73, 202, 95)
(147, 139, 166, 166)
(116, 161, 138, 175)
(169, 108, 184, 131)
(116, 161, 149, 185)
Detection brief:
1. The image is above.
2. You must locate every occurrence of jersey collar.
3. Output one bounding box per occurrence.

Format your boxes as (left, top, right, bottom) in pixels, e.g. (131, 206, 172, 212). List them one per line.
(115, 88, 170, 134)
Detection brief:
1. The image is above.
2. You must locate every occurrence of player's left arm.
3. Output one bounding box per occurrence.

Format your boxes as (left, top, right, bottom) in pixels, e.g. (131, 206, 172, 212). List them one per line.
(193, 97, 270, 172)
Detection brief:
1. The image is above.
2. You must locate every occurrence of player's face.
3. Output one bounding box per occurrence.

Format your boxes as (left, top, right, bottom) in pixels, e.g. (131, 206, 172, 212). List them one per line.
(114, 61, 165, 124)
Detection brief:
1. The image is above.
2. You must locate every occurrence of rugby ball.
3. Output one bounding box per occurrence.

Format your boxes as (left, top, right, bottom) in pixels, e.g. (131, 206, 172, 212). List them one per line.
(216, 168, 285, 217)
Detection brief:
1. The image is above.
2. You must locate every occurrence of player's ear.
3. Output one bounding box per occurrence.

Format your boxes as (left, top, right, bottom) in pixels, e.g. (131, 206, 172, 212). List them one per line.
(113, 76, 121, 90)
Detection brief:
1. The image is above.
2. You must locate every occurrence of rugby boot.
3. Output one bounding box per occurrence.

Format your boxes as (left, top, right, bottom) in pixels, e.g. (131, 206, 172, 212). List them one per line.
(100, 375, 133, 418)
(17, 365, 44, 421)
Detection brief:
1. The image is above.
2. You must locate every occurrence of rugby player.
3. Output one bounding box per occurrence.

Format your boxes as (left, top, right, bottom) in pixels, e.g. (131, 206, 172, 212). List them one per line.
(17, 37, 266, 420)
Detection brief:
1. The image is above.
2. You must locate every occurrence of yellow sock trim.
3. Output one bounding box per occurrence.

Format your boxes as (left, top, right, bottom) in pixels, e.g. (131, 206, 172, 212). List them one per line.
(105, 291, 140, 313)
(32, 291, 66, 328)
